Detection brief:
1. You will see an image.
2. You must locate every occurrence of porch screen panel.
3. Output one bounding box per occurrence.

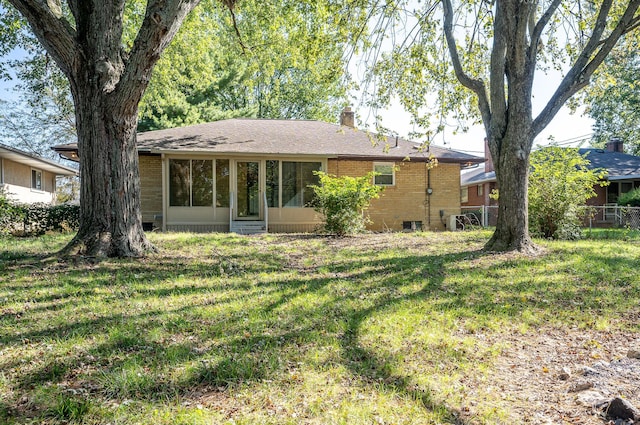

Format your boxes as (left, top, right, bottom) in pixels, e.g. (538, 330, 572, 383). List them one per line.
(216, 159, 230, 207)
(301, 162, 320, 206)
(282, 161, 321, 207)
(266, 160, 279, 207)
(169, 159, 190, 206)
(192, 160, 213, 206)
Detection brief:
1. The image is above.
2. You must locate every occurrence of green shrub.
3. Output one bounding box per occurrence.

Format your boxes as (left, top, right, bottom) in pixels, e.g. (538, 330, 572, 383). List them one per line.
(617, 187, 640, 207)
(528, 147, 607, 239)
(0, 191, 79, 236)
(0, 190, 25, 235)
(310, 171, 383, 236)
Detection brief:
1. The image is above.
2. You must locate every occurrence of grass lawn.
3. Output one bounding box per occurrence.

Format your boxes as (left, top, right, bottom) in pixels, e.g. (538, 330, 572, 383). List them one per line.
(0, 230, 639, 424)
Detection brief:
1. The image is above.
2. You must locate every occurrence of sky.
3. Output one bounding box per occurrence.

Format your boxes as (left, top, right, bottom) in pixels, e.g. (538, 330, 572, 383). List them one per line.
(354, 67, 596, 158)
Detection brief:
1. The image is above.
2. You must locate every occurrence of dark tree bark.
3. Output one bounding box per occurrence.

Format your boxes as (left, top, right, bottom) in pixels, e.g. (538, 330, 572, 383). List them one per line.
(443, 0, 640, 254)
(7, 0, 201, 257)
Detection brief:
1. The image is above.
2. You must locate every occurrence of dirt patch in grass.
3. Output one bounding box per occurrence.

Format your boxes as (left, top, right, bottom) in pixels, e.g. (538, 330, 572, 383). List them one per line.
(465, 326, 640, 424)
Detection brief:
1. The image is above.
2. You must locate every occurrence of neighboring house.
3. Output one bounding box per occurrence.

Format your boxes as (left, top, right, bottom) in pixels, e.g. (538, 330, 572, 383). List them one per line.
(461, 139, 497, 208)
(462, 138, 640, 208)
(0, 143, 78, 204)
(460, 138, 640, 226)
(578, 139, 640, 206)
(54, 109, 483, 233)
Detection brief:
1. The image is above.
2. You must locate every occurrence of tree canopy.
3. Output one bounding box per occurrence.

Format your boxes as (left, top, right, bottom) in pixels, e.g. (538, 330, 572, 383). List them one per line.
(1, 0, 364, 140)
(138, 0, 360, 131)
(585, 38, 640, 155)
(362, 0, 640, 253)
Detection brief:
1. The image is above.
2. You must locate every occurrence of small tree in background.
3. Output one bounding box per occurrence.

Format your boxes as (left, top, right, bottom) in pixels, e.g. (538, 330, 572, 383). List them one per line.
(529, 147, 607, 240)
(617, 188, 640, 207)
(311, 171, 383, 236)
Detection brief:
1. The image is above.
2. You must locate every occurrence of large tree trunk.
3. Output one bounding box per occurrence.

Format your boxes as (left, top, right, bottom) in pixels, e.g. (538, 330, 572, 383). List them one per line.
(7, 0, 201, 258)
(63, 82, 153, 257)
(484, 132, 538, 254)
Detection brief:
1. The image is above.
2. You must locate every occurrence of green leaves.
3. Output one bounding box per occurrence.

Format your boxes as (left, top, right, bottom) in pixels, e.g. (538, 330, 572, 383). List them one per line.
(586, 39, 640, 155)
(137, 0, 367, 130)
(310, 171, 383, 236)
(528, 146, 607, 240)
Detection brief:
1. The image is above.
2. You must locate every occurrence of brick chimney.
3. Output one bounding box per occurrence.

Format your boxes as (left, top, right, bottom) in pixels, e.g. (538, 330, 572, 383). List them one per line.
(340, 106, 355, 128)
(484, 137, 494, 172)
(606, 137, 624, 153)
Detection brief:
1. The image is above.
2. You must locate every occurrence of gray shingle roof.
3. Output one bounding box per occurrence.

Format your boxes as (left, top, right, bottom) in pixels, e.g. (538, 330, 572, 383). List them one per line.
(461, 166, 495, 186)
(1, 142, 78, 176)
(135, 119, 483, 164)
(579, 148, 640, 180)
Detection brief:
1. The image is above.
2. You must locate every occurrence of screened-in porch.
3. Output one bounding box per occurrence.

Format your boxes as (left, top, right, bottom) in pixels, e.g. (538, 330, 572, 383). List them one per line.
(162, 156, 325, 233)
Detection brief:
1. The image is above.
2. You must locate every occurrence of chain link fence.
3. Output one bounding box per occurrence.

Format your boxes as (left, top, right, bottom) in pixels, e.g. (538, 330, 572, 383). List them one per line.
(459, 205, 640, 230)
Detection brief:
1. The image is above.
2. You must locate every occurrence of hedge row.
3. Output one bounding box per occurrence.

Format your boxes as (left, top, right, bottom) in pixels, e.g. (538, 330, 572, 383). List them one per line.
(0, 200, 79, 236)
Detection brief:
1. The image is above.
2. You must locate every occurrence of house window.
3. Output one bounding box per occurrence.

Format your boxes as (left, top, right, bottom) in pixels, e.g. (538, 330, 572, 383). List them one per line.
(169, 159, 219, 207)
(266, 160, 280, 207)
(461, 187, 468, 203)
(477, 185, 483, 196)
(374, 163, 395, 186)
(282, 161, 321, 207)
(31, 169, 43, 191)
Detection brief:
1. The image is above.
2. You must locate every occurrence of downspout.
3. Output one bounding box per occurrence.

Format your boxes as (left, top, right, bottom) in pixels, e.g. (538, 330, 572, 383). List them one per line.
(161, 153, 167, 232)
(426, 167, 432, 228)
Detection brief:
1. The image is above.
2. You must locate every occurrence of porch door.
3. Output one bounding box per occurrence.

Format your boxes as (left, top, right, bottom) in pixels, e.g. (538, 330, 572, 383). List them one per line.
(236, 161, 261, 219)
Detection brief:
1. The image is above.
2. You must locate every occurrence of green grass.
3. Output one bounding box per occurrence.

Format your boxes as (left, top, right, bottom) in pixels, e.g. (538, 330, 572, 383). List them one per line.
(0, 230, 638, 424)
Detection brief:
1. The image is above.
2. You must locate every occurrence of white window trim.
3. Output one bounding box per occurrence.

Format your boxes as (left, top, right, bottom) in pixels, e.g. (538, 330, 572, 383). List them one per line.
(373, 162, 395, 186)
(31, 168, 44, 192)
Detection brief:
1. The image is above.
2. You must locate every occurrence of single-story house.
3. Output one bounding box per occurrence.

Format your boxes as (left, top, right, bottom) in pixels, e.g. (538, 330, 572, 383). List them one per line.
(578, 139, 640, 206)
(0, 143, 78, 204)
(54, 110, 483, 233)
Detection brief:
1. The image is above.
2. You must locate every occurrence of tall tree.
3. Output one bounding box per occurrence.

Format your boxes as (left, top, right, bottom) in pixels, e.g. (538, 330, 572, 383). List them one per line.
(4, 0, 202, 257)
(585, 39, 640, 155)
(137, 0, 355, 131)
(3, 1, 359, 135)
(366, 0, 640, 253)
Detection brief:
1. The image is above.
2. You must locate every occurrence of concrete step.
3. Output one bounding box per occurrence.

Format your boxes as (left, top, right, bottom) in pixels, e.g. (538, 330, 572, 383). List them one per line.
(230, 221, 267, 235)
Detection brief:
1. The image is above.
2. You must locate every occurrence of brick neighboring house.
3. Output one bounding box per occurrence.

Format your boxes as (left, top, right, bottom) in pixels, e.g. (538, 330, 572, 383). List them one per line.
(0, 143, 78, 204)
(54, 110, 483, 233)
(461, 139, 497, 208)
(461, 138, 640, 226)
(578, 139, 640, 206)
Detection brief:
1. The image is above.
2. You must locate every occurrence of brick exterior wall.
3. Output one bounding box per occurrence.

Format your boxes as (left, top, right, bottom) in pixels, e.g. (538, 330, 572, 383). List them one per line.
(139, 155, 163, 229)
(462, 182, 497, 207)
(328, 159, 462, 231)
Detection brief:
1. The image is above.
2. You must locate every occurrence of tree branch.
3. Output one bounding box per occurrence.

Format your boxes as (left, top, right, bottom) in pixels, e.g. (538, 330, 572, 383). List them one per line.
(442, 0, 491, 134)
(533, 0, 640, 136)
(488, 0, 507, 140)
(6, 0, 78, 75)
(221, 0, 247, 52)
(527, 0, 561, 63)
(114, 0, 201, 115)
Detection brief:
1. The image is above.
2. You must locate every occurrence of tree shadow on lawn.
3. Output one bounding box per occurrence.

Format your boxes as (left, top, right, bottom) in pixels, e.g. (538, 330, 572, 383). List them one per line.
(4, 237, 632, 423)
